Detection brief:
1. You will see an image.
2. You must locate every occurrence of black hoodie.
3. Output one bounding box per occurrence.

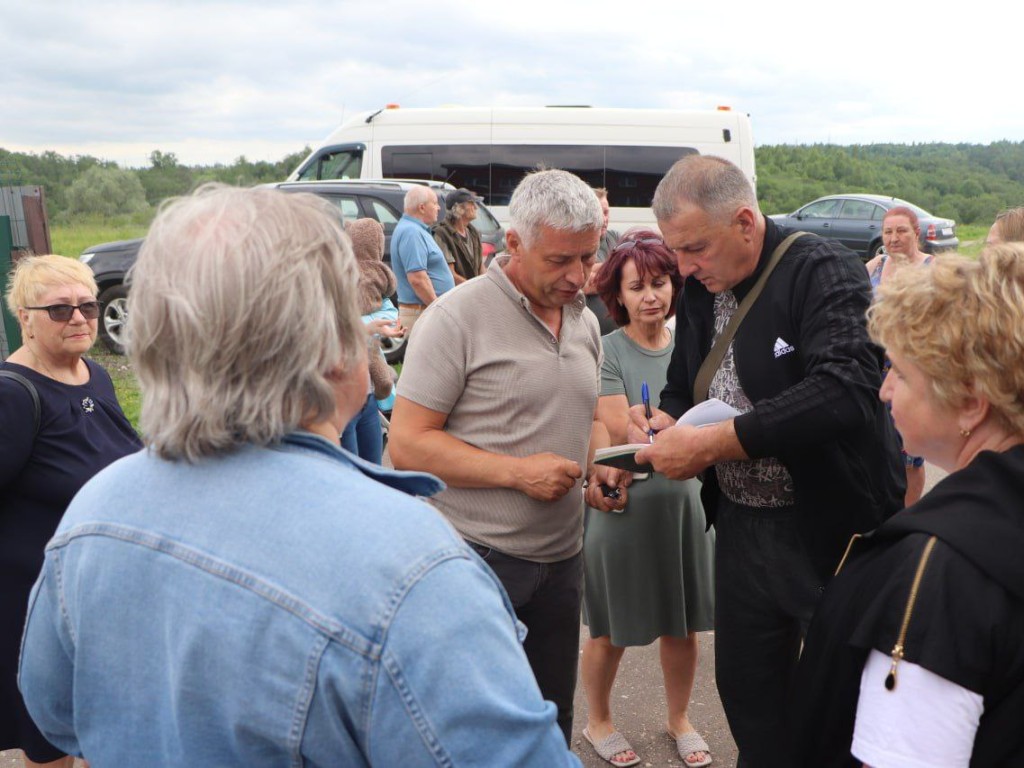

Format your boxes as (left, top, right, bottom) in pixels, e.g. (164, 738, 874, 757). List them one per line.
(789, 445, 1024, 767)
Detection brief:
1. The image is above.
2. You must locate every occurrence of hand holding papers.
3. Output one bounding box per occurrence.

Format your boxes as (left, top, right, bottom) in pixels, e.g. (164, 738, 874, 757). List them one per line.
(596, 398, 742, 473)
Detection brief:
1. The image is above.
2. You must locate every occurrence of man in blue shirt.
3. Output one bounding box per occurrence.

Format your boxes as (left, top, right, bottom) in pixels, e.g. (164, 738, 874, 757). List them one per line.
(392, 186, 455, 336)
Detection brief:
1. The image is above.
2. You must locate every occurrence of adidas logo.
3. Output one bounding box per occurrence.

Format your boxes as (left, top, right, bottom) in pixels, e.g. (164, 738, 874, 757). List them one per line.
(773, 337, 796, 358)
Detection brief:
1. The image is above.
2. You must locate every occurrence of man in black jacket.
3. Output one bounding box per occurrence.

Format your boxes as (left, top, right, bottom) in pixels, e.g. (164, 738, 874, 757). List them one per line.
(628, 156, 904, 767)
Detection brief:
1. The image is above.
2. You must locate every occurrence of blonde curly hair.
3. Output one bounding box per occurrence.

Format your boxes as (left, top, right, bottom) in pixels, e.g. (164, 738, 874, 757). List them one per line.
(868, 244, 1024, 436)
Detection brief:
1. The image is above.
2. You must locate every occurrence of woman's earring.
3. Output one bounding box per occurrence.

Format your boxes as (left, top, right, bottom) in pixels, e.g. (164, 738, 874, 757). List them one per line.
(959, 428, 972, 438)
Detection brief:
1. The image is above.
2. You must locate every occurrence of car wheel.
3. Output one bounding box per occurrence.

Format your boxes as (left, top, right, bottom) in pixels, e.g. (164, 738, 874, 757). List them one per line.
(381, 332, 406, 364)
(869, 239, 885, 261)
(98, 284, 129, 355)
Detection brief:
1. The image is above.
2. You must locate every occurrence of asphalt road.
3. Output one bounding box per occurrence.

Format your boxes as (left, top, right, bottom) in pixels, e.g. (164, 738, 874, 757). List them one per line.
(571, 629, 735, 767)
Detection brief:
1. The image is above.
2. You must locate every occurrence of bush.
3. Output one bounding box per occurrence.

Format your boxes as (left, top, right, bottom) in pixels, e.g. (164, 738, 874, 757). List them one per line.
(65, 166, 149, 217)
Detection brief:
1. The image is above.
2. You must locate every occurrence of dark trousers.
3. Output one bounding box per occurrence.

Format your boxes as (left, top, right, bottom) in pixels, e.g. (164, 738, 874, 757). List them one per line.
(466, 542, 583, 745)
(714, 498, 825, 768)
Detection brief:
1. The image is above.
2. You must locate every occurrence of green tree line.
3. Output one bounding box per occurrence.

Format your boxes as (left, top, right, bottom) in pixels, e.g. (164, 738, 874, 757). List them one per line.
(0, 147, 310, 222)
(756, 142, 1024, 224)
(2, 142, 1023, 225)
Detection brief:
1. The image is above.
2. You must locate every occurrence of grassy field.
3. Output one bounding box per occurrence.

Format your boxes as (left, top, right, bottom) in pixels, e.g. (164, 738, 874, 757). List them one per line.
(954, 224, 987, 257)
(89, 348, 142, 432)
(50, 214, 150, 259)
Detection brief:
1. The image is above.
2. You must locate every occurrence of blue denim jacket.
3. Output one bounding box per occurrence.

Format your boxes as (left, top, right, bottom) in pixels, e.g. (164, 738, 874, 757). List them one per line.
(19, 432, 580, 767)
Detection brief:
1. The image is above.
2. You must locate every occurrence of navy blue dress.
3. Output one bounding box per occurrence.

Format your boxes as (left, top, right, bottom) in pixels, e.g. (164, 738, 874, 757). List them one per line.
(1, 358, 142, 760)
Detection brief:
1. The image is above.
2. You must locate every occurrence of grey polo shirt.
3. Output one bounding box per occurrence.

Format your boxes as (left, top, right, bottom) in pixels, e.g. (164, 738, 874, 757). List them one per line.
(397, 257, 601, 562)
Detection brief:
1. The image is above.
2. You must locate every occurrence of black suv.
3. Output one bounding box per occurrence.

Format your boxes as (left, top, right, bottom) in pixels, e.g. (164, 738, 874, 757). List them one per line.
(79, 180, 506, 362)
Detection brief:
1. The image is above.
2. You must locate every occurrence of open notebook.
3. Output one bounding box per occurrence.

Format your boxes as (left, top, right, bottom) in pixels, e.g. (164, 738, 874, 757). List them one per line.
(594, 398, 741, 473)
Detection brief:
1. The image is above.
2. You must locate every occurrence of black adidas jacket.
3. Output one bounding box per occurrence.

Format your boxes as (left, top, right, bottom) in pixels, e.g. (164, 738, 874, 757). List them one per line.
(661, 217, 905, 578)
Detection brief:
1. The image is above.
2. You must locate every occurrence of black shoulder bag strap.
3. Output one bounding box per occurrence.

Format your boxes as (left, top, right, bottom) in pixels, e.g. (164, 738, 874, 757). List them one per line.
(692, 231, 808, 404)
(0, 369, 41, 436)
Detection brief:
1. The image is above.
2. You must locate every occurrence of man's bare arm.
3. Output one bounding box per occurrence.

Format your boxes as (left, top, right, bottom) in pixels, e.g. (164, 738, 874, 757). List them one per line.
(406, 270, 438, 305)
(389, 396, 582, 502)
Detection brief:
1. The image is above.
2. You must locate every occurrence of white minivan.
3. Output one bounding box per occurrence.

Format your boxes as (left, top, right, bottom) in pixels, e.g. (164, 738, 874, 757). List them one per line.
(288, 105, 755, 231)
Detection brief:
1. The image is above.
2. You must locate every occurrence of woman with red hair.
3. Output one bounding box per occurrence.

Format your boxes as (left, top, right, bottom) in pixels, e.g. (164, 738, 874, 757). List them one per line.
(580, 231, 716, 767)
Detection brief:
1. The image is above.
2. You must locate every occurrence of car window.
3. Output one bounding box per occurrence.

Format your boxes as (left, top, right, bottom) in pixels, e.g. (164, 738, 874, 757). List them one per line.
(320, 195, 361, 221)
(800, 199, 841, 218)
(366, 198, 401, 235)
(472, 205, 501, 235)
(837, 200, 881, 220)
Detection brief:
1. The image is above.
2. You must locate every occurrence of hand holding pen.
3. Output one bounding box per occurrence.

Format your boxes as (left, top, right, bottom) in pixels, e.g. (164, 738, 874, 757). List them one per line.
(641, 380, 656, 444)
(626, 399, 672, 446)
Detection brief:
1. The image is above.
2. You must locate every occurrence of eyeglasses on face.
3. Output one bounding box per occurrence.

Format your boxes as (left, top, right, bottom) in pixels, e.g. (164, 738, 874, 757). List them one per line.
(612, 237, 664, 253)
(23, 301, 101, 322)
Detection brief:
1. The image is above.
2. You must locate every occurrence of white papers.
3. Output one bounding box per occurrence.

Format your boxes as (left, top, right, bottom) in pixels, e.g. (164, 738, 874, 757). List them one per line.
(675, 397, 742, 428)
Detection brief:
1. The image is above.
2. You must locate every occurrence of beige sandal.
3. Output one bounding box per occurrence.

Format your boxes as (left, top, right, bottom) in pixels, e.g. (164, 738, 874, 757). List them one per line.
(671, 730, 713, 767)
(582, 727, 642, 767)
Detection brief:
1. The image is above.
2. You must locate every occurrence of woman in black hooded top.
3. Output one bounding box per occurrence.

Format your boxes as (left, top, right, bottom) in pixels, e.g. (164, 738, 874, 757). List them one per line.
(790, 244, 1024, 768)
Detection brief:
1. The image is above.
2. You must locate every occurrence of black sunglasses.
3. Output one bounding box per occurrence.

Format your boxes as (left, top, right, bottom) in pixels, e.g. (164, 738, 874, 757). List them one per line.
(24, 301, 101, 322)
(612, 237, 664, 253)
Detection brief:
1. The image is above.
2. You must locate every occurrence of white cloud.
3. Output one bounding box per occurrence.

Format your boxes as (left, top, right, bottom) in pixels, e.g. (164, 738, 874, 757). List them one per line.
(1, 0, 1019, 167)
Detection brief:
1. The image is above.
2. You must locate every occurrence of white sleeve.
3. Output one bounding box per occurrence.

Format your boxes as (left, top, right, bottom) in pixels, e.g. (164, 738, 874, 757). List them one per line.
(852, 648, 983, 768)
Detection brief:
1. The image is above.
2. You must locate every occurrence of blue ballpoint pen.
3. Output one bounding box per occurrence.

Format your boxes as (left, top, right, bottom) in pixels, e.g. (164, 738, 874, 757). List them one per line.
(641, 380, 655, 443)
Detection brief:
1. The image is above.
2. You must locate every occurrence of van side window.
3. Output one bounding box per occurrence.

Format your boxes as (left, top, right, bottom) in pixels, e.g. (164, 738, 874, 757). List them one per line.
(381, 144, 701, 208)
(299, 148, 363, 181)
(605, 146, 698, 208)
(489, 146, 603, 206)
(383, 145, 490, 194)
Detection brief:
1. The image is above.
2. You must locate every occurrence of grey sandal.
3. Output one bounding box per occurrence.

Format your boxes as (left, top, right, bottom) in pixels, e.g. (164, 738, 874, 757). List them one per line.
(671, 730, 713, 767)
(582, 727, 642, 767)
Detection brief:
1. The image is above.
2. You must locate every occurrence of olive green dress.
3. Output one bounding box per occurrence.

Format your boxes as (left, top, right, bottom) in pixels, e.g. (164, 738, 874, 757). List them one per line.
(583, 329, 716, 646)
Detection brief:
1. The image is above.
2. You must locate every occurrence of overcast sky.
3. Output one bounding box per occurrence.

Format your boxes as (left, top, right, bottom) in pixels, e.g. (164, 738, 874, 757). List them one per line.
(2, 0, 1018, 169)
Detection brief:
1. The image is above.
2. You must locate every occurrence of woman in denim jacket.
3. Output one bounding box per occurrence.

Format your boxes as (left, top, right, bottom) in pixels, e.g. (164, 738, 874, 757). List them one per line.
(18, 184, 581, 768)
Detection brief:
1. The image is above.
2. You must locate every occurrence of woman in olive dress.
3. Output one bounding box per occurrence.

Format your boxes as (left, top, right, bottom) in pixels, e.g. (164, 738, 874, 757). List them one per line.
(580, 232, 715, 768)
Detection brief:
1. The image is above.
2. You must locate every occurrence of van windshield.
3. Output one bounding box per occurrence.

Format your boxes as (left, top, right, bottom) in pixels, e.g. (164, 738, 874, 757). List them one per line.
(298, 147, 363, 182)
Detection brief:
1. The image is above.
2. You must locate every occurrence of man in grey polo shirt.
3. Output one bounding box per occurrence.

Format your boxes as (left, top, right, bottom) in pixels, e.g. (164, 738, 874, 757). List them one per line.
(390, 169, 626, 744)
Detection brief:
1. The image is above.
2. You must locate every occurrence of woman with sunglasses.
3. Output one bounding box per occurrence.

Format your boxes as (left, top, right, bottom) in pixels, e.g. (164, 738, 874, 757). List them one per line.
(1, 254, 141, 768)
(581, 232, 715, 768)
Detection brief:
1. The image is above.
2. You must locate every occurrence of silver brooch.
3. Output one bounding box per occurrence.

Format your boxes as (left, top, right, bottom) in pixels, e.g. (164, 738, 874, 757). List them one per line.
(81, 397, 95, 413)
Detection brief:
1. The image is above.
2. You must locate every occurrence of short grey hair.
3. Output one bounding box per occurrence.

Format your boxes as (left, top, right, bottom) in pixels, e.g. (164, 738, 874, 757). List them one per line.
(404, 185, 438, 213)
(128, 183, 364, 462)
(508, 169, 603, 246)
(652, 155, 758, 224)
